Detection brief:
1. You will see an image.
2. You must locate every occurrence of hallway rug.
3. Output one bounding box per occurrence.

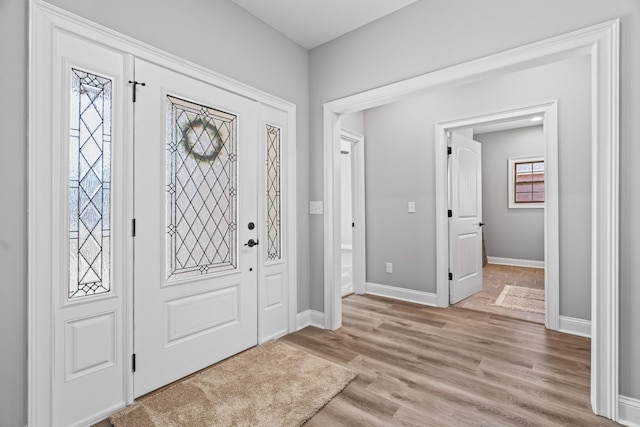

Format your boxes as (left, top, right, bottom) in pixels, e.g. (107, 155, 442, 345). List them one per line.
(492, 285, 544, 314)
(110, 341, 357, 427)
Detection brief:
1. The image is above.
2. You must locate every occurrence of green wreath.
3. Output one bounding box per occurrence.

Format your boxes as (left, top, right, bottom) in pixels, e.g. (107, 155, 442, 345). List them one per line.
(180, 117, 224, 162)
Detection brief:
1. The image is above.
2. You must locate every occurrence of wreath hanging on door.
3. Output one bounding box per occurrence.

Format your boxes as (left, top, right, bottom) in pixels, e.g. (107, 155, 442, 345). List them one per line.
(180, 117, 225, 162)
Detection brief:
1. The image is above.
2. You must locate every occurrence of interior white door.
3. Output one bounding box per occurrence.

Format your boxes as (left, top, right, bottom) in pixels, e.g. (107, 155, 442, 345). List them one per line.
(133, 58, 259, 397)
(449, 131, 483, 304)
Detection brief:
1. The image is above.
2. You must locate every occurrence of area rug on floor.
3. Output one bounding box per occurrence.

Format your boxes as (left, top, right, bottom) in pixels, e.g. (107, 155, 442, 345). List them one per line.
(492, 285, 545, 314)
(110, 341, 356, 427)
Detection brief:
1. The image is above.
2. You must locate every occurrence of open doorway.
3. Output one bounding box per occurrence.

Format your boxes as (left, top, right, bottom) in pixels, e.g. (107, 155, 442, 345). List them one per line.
(339, 128, 366, 298)
(439, 102, 558, 329)
(449, 121, 547, 324)
(322, 21, 618, 418)
(340, 135, 354, 296)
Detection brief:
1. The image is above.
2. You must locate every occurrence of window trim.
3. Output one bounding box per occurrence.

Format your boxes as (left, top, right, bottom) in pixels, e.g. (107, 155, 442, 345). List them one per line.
(508, 156, 544, 208)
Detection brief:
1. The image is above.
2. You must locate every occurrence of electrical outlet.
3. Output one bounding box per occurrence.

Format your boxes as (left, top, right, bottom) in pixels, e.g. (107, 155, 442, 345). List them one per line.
(386, 262, 393, 273)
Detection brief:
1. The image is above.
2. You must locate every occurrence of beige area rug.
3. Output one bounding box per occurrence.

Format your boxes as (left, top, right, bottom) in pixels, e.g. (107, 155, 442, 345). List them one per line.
(492, 285, 545, 314)
(110, 341, 356, 427)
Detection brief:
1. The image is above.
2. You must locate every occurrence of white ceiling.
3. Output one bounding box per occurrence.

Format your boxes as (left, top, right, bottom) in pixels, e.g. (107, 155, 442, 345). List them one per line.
(231, 0, 419, 49)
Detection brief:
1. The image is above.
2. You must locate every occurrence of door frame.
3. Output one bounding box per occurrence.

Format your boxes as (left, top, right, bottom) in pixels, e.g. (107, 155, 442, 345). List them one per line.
(340, 128, 367, 295)
(322, 21, 619, 419)
(28, 1, 297, 424)
(438, 102, 559, 329)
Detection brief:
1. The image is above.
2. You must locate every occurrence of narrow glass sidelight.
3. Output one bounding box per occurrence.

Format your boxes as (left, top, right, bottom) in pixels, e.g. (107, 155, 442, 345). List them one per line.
(68, 69, 113, 299)
(165, 95, 238, 280)
(265, 124, 281, 261)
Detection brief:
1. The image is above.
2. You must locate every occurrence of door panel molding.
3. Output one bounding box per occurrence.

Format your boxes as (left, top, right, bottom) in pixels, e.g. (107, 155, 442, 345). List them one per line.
(323, 21, 618, 420)
(29, 1, 297, 424)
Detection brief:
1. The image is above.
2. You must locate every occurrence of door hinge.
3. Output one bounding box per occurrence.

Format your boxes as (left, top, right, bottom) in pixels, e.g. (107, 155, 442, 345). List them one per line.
(448, 209, 452, 218)
(132, 219, 136, 237)
(352, 222, 355, 228)
(132, 354, 136, 372)
(448, 272, 453, 281)
(447, 147, 452, 156)
(128, 80, 146, 102)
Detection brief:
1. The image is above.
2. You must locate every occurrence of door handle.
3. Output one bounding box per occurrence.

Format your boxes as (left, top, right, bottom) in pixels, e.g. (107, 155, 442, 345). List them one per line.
(479, 222, 486, 227)
(244, 239, 259, 247)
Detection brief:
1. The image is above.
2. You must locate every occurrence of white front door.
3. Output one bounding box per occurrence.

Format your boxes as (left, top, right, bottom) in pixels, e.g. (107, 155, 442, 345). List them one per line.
(133, 58, 259, 397)
(449, 131, 483, 304)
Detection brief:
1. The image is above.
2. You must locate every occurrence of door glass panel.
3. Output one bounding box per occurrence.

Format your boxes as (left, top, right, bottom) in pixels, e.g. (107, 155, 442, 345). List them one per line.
(166, 95, 238, 281)
(265, 124, 281, 261)
(68, 68, 112, 299)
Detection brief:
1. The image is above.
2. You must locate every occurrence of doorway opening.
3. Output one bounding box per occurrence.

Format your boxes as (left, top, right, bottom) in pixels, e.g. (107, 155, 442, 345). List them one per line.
(340, 134, 354, 296)
(448, 119, 549, 325)
(339, 128, 366, 297)
(437, 103, 558, 330)
(322, 20, 619, 419)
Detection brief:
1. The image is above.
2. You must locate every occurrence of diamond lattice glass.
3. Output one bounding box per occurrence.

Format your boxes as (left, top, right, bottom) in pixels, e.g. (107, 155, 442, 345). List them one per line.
(68, 68, 112, 299)
(265, 124, 281, 261)
(166, 95, 238, 280)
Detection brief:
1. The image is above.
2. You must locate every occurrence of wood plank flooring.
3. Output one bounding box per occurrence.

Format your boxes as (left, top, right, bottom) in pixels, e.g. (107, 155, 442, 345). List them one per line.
(283, 294, 619, 427)
(452, 263, 545, 324)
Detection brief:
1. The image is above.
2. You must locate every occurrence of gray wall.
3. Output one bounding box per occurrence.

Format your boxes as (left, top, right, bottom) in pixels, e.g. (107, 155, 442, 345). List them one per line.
(0, 0, 309, 425)
(309, 0, 640, 399)
(341, 111, 365, 135)
(0, 1, 28, 426)
(476, 126, 544, 262)
(362, 57, 589, 300)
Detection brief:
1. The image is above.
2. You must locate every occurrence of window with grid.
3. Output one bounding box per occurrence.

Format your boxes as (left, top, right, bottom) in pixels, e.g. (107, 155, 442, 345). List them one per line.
(508, 156, 544, 208)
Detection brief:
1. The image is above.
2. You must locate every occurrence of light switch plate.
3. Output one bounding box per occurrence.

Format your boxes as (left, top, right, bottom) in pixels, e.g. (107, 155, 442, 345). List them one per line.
(309, 201, 324, 215)
(408, 201, 416, 213)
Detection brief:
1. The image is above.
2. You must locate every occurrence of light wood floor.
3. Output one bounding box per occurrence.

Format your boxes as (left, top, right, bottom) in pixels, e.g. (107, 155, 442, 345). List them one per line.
(453, 263, 545, 324)
(283, 294, 619, 427)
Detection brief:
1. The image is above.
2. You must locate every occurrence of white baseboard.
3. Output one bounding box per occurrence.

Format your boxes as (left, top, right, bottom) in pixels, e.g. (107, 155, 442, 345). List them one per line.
(365, 282, 438, 307)
(619, 395, 640, 427)
(487, 256, 544, 269)
(558, 316, 591, 338)
(296, 309, 325, 330)
(70, 402, 126, 427)
(259, 329, 288, 344)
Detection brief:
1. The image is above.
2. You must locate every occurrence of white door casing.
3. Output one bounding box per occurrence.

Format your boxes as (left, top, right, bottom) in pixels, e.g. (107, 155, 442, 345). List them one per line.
(449, 132, 483, 304)
(133, 58, 260, 397)
(30, 1, 297, 425)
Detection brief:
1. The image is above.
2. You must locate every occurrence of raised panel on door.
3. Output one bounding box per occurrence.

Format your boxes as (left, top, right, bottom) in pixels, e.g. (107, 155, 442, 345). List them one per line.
(133, 58, 259, 397)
